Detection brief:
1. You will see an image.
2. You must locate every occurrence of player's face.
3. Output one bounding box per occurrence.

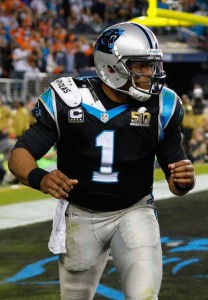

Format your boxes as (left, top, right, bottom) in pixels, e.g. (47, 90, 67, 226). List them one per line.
(127, 61, 155, 90)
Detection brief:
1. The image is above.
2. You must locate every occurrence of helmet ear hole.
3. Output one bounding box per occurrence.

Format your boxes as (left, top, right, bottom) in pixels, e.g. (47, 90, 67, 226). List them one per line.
(107, 65, 115, 74)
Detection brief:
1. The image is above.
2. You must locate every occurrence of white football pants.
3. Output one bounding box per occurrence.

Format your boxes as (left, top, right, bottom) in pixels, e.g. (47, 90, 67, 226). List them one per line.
(58, 195, 162, 300)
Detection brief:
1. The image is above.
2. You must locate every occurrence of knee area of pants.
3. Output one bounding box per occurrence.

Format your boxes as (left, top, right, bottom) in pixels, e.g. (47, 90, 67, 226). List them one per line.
(122, 261, 160, 300)
(125, 291, 158, 300)
(125, 293, 158, 300)
(129, 296, 158, 300)
(60, 282, 95, 300)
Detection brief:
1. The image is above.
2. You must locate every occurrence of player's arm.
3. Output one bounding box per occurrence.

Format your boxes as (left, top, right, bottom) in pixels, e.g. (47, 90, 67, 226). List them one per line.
(8, 101, 78, 199)
(156, 97, 195, 195)
(8, 99, 58, 185)
(8, 147, 39, 186)
(8, 147, 78, 199)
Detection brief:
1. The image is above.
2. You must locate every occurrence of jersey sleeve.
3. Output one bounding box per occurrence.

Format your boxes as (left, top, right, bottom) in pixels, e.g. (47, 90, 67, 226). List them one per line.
(13, 98, 59, 160)
(156, 96, 187, 179)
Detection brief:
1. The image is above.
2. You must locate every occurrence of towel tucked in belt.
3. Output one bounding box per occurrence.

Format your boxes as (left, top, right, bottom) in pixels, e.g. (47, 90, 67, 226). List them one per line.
(48, 199, 69, 254)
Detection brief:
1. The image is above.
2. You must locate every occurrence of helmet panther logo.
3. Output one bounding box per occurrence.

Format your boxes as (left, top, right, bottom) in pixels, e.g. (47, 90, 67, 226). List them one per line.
(95, 28, 124, 54)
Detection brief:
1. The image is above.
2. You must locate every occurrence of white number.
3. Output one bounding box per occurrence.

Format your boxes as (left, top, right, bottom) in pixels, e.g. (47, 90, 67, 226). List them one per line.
(92, 130, 118, 182)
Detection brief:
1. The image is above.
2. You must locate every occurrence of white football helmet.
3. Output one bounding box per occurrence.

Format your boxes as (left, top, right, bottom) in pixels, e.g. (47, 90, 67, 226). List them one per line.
(94, 22, 166, 102)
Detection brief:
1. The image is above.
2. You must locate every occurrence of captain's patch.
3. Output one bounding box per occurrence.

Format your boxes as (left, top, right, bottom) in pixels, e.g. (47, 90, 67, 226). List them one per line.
(68, 107, 84, 123)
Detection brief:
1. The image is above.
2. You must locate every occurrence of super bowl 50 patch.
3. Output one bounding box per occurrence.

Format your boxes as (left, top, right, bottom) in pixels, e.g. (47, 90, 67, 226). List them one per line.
(68, 107, 84, 123)
(130, 107, 151, 127)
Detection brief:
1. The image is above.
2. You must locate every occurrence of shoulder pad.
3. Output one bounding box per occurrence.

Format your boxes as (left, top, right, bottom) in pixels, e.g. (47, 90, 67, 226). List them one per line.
(50, 77, 82, 107)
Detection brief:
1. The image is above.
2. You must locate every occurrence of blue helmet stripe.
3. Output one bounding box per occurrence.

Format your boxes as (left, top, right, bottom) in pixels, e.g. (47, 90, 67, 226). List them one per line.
(131, 23, 153, 48)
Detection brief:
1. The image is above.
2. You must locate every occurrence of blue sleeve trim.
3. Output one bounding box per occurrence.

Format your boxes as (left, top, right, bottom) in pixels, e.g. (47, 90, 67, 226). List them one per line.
(40, 88, 55, 119)
(159, 87, 176, 141)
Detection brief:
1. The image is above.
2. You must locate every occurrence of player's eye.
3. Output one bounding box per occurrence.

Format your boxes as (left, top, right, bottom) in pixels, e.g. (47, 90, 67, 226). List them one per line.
(129, 62, 155, 71)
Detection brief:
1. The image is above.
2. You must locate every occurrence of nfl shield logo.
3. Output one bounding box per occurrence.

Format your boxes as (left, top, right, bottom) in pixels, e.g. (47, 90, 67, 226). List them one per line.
(100, 112, 109, 123)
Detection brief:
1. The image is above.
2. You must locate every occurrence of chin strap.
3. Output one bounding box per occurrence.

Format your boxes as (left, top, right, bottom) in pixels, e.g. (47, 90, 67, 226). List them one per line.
(128, 86, 151, 102)
(127, 75, 151, 102)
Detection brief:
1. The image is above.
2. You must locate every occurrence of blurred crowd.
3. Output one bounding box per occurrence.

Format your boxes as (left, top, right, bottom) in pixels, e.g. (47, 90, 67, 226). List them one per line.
(0, 0, 208, 184)
(0, 96, 36, 183)
(0, 0, 147, 79)
(0, 0, 207, 80)
(181, 83, 208, 164)
(179, 0, 208, 50)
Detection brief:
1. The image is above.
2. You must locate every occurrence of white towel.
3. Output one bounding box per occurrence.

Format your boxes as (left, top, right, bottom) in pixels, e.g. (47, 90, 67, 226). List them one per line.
(48, 199, 69, 254)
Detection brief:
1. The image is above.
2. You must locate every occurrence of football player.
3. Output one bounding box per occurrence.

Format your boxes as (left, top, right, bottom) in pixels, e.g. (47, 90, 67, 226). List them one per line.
(8, 22, 195, 300)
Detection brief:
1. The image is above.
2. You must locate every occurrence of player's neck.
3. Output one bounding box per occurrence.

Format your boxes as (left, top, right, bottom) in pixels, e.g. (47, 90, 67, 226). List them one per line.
(102, 83, 129, 104)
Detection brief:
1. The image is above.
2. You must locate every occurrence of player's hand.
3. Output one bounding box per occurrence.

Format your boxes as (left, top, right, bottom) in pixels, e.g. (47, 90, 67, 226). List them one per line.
(40, 169, 78, 199)
(168, 159, 195, 188)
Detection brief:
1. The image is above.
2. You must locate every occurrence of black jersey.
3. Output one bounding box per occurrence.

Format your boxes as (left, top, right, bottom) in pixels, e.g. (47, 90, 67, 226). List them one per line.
(15, 76, 186, 211)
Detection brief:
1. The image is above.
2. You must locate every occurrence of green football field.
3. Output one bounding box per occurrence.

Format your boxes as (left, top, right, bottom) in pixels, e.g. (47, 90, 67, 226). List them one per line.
(1, 190, 208, 299)
(0, 163, 208, 299)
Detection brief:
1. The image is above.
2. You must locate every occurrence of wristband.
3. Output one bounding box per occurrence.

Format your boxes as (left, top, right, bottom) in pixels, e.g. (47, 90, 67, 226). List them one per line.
(27, 168, 49, 191)
(174, 180, 195, 192)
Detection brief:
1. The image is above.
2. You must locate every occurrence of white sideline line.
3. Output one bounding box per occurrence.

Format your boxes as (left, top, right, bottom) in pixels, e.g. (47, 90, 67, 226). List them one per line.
(0, 175, 207, 230)
(154, 174, 208, 200)
(0, 198, 57, 230)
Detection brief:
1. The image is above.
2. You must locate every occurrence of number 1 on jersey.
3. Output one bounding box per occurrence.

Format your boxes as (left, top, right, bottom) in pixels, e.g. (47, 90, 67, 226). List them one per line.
(92, 130, 118, 183)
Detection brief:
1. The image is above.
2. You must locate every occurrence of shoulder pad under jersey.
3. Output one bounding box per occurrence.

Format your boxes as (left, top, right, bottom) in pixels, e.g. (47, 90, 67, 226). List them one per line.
(50, 77, 82, 107)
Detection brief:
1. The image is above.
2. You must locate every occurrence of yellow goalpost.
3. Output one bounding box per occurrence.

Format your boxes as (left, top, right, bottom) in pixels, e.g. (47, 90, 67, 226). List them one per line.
(130, 0, 208, 27)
